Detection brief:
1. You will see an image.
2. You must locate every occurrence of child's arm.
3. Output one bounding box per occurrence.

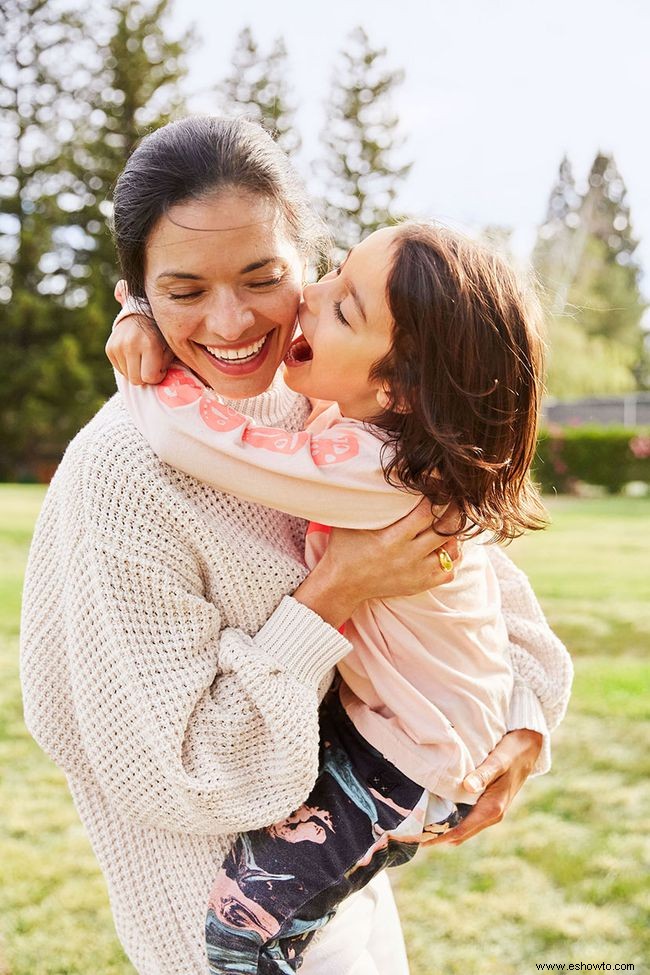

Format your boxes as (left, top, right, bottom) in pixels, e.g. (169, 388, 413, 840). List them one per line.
(105, 282, 174, 385)
(114, 364, 422, 530)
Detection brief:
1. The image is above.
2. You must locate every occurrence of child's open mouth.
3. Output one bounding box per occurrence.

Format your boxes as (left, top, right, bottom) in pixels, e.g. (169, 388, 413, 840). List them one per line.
(284, 333, 313, 366)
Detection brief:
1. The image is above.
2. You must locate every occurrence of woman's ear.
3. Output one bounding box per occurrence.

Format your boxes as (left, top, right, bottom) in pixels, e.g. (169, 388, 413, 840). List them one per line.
(376, 384, 411, 414)
(375, 387, 392, 410)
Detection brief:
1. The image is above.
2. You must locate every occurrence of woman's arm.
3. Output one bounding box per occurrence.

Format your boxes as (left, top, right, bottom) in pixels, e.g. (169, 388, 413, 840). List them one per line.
(487, 544, 573, 776)
(114, 363, 420, 530)
(418, 545, 572, 848)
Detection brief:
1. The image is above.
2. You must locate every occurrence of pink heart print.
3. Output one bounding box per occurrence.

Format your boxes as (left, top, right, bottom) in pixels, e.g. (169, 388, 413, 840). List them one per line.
(310, 432, 359, 467)
(155, 367, 203, 407)
(243, 427, 310, 454)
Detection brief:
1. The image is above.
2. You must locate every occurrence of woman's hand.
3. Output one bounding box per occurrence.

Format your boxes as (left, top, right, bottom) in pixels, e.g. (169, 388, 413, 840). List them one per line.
(418, 728, 543, 847)
(106, 280, 174, 385)
(293, 498, 461, 630)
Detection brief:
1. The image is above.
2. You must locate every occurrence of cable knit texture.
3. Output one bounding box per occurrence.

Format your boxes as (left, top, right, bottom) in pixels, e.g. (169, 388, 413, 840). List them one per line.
(20, 378, 571, 975)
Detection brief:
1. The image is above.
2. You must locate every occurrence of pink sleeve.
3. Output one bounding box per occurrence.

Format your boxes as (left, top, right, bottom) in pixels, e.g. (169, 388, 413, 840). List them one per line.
(115, 364, 420, 529)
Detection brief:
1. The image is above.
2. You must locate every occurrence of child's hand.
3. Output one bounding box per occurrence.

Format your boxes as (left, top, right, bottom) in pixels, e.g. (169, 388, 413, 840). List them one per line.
(106, 282, 174, 385)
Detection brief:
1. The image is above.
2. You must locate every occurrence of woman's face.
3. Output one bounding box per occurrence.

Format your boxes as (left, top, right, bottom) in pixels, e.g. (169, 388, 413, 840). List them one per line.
(143, 190, 304, 399)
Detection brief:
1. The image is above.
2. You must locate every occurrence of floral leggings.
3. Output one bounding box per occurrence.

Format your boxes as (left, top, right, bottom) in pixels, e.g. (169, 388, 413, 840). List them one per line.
(205, 688, 471, 974)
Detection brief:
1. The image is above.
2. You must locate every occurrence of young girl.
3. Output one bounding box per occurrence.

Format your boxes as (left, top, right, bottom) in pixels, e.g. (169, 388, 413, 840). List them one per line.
(110, 221, 547, 975)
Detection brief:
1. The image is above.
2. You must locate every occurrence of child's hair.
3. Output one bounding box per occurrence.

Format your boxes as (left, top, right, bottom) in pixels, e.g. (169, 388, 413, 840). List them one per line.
(370, 222, 547, 543)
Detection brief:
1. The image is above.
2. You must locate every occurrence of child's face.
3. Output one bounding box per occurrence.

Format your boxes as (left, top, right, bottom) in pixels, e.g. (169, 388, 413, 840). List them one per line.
(284, 227, 397, 419)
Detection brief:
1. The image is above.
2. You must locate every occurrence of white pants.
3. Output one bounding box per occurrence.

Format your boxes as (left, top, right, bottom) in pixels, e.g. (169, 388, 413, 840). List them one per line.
(300, 870, 409, 975)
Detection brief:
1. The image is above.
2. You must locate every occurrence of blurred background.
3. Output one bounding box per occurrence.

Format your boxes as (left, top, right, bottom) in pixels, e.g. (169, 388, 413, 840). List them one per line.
(1, 1, 648, 973)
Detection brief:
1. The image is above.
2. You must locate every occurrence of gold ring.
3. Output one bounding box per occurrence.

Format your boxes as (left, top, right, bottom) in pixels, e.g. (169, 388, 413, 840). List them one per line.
(438, 548, 453, 573)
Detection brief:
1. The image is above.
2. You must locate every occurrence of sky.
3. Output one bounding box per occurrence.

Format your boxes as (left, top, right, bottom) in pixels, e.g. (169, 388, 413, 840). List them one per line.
(166, 0, 650, 296)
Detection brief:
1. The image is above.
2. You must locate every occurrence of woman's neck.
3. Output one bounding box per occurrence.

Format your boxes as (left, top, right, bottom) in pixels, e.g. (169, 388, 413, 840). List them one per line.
(220, 367, 304, 426)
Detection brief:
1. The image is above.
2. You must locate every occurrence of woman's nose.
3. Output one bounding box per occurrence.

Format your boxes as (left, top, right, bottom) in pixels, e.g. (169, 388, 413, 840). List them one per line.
(204, 291, 255, 341)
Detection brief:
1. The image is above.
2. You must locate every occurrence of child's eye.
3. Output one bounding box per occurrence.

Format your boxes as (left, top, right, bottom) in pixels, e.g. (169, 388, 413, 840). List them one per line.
(334, 300, 350, 327)
(169, 291, 203, 301)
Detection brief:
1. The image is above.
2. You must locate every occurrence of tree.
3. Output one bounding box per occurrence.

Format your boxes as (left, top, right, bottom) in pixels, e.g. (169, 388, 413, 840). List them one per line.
(61, 0, 190, 400)
(566, 152, 646, 349)
(532, 154, 581, 313)
(318, 27, 411, 260)
(0, 0, 190, 479)
(0, 0, 102, 479)
(544, 316, 637, 399)
(218, 27, 300, 156)
(532, 152, 647, 397)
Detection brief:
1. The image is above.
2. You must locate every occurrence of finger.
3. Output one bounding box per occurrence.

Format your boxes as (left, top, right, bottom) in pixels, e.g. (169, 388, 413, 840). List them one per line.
(462, 749, 508, 796)
(124, 352, 145, 386)
(418, 536, 461, 569)
(141, 348, 167, 385)
(434, 790, 509, 847)
(426, 553, 457, 586)
(434, 502, 463, 535)
(416, 832, 442, 847)
(112, 354, 128, 379)
(437, 537, 461, 562)
(395, 496, 438, 539)
(413, 526, 462, 560)
(105, 335, 119, 370)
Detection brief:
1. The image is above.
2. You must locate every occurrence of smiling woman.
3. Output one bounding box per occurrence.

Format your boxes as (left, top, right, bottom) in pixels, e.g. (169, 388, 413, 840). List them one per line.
(23, 115, 458, 975)
(143, 192, 304, 393)
(22, 116, 571, 975)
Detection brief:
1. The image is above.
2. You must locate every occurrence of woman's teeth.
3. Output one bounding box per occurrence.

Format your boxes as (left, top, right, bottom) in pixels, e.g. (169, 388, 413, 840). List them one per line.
(205, 335, 268, 362)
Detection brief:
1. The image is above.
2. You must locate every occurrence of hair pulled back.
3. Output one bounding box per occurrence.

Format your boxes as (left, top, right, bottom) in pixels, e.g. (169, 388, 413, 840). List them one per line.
(112, 115, 327, 298)
(371, 223, 547, 543)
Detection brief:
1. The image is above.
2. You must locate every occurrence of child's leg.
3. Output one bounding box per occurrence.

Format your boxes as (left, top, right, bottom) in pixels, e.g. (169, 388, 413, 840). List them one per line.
(205, 690, 431, 975)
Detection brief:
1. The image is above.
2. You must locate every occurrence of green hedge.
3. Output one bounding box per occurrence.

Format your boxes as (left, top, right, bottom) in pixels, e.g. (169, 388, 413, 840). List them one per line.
(535, 426, 650, 494)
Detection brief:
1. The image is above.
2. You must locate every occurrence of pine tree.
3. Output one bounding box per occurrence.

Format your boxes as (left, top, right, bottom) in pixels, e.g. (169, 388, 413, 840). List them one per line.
(0, 0, 101, 479)
(218, 27, 300, 156)
(566, 152, 646, 349)
(0, 0, 190, 479)
(318, 27, 411, 260)
(532, 154, 581, 312)
(62, 0, 190, 402)
(532, 152, 647, 397)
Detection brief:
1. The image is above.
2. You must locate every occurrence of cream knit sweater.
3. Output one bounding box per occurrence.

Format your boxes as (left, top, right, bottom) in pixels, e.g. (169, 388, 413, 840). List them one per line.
(20, 377, 572, 975)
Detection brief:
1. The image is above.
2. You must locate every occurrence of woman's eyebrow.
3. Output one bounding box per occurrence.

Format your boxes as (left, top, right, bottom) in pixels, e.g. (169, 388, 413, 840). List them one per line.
(241, 257, 286, 273)
(155, 258, 285, 282)
(156, 271, 203, 281)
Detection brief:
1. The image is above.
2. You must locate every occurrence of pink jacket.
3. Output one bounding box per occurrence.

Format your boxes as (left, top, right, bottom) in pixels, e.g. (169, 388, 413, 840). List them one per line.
(117, 364, 516, 802)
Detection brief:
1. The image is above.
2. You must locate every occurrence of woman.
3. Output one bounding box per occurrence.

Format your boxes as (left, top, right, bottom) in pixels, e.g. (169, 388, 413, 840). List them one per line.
(21, 116, 572, 975)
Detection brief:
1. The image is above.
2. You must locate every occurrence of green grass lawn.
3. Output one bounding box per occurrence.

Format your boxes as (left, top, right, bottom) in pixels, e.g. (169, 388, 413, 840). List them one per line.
(1, 486, 648, 974)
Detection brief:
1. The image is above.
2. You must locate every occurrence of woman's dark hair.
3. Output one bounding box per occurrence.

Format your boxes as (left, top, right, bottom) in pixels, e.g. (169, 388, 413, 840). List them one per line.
(370, 222, 547, 543)
(112, 115, 328, 298)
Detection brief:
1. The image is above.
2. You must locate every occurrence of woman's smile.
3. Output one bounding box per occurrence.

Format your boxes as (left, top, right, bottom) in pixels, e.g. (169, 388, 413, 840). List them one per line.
(199, 332, 273, 375)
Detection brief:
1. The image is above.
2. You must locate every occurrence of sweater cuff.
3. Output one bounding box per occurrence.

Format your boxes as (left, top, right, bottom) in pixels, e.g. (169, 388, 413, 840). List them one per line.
(507, 683, 551, 777)
(254, 595, 352, 689)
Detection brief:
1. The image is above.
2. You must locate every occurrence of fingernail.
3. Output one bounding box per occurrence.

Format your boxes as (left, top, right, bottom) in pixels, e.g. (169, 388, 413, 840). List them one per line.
(465, 774, 482, 792)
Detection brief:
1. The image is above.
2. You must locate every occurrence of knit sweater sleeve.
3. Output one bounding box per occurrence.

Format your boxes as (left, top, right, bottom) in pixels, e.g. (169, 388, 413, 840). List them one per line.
(21, 419, 351, 837)
(487, 545, 573, 775)
(115, 364, 419, 529)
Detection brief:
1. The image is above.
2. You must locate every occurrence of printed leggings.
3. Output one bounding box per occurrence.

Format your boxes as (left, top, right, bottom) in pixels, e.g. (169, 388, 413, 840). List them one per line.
(205, 689, 471, 974)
